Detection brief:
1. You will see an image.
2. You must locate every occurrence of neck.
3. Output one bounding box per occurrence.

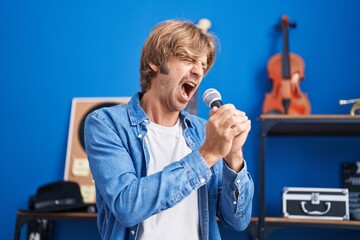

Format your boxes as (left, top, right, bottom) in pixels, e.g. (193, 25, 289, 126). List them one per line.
(140, 91, 180, 126)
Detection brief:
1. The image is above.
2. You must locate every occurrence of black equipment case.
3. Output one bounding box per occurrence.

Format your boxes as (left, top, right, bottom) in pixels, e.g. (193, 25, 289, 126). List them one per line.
(282, 187, 349, 220)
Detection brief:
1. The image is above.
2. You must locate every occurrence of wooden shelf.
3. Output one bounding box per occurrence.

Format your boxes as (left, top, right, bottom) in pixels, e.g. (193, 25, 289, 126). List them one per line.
(16, 211, 97, 219)
(14, 211, 97, 240)
(249, 217, 360, 237)
(251, 216, 360, 226)
(260, 114, 360, 119)
(259, 114, 360, 136)
(264, 217, 360, 227)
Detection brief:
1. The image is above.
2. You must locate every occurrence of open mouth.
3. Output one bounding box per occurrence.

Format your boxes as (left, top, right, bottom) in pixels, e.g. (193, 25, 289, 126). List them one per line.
(181, 81, 197, 100)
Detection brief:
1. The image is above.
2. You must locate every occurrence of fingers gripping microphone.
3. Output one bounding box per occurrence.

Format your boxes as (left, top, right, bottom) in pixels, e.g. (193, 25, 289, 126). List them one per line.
(203, 88, 223, 108)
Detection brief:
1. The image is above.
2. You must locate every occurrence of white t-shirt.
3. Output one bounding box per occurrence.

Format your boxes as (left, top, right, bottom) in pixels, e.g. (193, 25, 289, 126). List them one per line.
(137, 119, 200, 240)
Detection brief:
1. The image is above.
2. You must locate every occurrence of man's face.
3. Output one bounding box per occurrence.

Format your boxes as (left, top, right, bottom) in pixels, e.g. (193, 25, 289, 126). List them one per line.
(153, 55, 208, 112)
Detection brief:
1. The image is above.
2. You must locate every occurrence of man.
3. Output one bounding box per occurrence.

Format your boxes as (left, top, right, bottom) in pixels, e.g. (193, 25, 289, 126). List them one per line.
(85, 19, 254, 240)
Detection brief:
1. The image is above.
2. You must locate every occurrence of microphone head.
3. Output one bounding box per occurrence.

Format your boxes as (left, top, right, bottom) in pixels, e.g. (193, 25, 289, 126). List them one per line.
(203, 88, 222, 108)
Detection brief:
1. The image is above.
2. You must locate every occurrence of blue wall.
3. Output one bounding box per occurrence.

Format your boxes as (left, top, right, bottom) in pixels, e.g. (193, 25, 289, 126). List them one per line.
(1, 0, 360, 239)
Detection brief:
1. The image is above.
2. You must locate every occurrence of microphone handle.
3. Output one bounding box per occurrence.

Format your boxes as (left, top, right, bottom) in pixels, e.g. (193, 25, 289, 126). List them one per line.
(210, 100, 223, 108)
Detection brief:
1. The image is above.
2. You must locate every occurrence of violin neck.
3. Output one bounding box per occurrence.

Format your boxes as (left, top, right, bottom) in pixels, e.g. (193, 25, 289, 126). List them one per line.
(282, 24, 291, 79)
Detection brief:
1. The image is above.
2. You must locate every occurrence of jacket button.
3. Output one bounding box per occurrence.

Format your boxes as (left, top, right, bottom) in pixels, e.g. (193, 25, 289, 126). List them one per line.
(137, 134, 142, 138)
(130, 230, 135, 235)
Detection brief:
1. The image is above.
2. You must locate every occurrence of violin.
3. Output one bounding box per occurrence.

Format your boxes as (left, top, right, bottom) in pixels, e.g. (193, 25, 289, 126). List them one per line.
(262, 15, 311, 115)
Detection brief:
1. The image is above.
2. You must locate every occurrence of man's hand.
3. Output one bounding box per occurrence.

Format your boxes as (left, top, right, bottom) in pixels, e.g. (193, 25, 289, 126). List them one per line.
(199, 104, 250, 170)
(224, 110, 251, 172)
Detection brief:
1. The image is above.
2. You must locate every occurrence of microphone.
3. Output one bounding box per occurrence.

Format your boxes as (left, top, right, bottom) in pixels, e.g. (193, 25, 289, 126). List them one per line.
(202, 88, 223, 108)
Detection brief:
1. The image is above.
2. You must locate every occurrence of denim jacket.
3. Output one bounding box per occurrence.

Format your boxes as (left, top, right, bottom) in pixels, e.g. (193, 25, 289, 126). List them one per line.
(84, 93, 254, 240)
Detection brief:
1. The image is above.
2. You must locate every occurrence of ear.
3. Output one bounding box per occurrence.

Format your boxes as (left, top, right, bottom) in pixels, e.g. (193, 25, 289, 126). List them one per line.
(149, 62, 159, 72)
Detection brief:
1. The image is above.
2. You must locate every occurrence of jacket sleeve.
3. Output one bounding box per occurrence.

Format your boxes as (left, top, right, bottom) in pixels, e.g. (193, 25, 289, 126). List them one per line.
(217, 160, 254, 231)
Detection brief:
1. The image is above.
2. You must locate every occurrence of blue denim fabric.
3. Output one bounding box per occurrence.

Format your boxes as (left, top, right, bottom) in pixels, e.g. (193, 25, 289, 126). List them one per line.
(84, 93, 254, 240)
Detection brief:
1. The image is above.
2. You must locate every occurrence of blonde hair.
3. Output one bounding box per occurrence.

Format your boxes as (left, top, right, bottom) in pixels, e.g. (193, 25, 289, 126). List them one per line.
(140, 20, 217, 93)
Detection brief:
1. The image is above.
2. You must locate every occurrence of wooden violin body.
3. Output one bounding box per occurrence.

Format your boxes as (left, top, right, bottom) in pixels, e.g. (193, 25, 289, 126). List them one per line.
(262, 15, 311, 115)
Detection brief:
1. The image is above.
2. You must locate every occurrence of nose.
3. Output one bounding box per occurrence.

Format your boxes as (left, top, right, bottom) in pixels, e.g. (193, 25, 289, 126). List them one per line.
(190, 60, 204, 78)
